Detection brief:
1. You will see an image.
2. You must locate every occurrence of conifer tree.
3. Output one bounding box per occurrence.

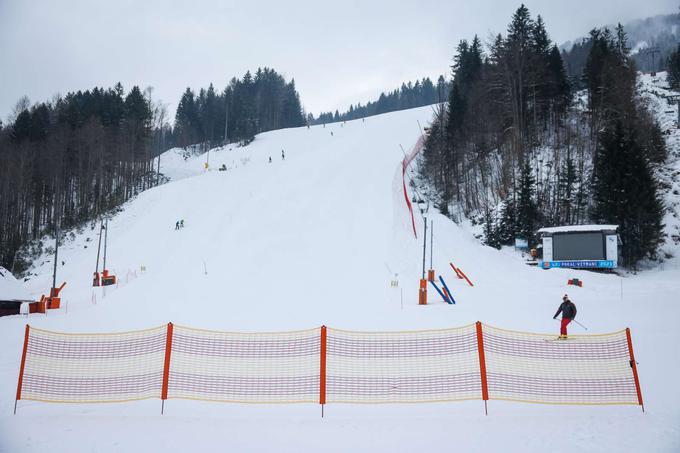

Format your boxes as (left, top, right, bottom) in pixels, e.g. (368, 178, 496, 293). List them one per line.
(591, 121, 664, 266)
(515, 162, 539, 246)
(497, 199, 517, 245)
(667, 43, 680, 90)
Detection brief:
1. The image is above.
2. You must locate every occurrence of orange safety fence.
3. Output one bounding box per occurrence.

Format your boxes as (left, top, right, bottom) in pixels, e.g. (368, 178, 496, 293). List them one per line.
(14, 322, 644, 413)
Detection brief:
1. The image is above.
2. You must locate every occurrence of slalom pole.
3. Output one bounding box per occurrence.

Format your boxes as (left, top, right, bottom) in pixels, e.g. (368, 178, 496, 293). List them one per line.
(422, 219, 427, 279)
(430, 220, 433, 270)
(103, 218, 108, 271)
(95, 220, 103, 276)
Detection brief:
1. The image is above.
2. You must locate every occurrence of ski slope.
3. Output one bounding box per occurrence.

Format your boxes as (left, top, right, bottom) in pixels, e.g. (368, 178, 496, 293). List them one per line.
(0, 104, 679, 452)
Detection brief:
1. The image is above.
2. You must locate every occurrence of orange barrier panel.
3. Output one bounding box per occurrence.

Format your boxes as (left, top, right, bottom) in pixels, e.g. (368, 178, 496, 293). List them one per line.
(418, 278, 427, 305)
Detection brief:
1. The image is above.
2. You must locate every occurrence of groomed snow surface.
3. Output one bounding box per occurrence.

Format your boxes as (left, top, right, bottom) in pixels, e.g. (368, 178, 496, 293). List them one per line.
(0, 104, 679, 452)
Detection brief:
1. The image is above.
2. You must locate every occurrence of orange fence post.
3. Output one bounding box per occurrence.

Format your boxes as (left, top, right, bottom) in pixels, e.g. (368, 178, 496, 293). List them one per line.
(320, 325, 327, 417)
(14, 324, 30, 415)
(625, 328, 644, 412)
(161, 322, 174, 414)
(475, 322, 489, 415)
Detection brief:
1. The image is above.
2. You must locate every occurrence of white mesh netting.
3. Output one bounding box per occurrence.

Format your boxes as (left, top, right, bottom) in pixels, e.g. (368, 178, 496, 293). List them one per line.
(166, 325, 320, 403)
(325, 325, 482, 403)
(482, 324, 640, 405)
(19, 325, 167, 403)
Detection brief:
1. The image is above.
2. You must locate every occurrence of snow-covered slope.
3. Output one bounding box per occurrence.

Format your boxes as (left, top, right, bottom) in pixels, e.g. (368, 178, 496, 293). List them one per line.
(0, 105, 678, 452)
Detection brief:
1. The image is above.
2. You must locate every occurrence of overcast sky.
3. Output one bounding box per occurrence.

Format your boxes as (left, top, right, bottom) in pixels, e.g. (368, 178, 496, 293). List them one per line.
(0, 0, 677, 123)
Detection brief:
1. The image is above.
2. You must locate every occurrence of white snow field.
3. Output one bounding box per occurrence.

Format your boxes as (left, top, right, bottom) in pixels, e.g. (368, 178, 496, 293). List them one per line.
(0, 101, 679, 452)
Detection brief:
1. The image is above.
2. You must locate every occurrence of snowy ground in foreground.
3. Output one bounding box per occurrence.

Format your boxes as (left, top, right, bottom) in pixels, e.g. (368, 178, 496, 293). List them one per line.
(1, 102, 679, 452)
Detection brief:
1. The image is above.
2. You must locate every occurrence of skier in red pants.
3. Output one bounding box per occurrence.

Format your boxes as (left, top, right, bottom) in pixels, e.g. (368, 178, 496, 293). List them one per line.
(553, 294, 577, 339)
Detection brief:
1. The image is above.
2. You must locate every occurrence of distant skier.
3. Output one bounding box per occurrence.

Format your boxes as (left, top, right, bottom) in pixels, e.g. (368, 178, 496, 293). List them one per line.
(180, 219, 184, 228)
(269, 156, 272, 163)
(330, 131, 333, 136)
(281, 150, 285, 160)
(553, 294, 577, 339)
(175, 221, 180, 230)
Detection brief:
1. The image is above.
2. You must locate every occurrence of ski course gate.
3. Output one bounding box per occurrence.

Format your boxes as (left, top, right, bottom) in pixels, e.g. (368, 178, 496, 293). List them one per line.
(14, 322, 644, 414)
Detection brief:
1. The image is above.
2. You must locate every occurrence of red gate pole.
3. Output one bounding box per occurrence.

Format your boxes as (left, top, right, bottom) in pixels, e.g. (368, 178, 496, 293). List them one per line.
(625, 328, 644, 412)
(161, 322, 174, 415)
(458, 268, 474, 287)
(14, 325, 30, 415)
(320, 326, 327, 418)
(450, 263, 463, 279)
(475, 322, 489, 415)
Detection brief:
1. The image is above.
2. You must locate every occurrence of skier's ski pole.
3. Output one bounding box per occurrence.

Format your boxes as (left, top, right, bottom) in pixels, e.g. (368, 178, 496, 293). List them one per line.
(553, 317, 588, 331)
(572, 320, 588, 331)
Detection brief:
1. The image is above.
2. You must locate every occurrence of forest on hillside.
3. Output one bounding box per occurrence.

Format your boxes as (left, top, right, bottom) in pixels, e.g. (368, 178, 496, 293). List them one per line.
(313, 76, 450, 125)
(0, 85, 167, 273)
(173, 67, 305, 149)
(419, 5, 667, 267)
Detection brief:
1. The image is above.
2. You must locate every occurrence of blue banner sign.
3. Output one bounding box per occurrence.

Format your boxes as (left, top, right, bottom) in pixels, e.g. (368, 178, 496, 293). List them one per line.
(540, 260, 615, 269)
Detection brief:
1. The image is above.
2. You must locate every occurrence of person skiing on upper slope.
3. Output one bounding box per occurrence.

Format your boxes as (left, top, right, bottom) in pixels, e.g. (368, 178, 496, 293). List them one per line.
(553, 294, 577, 339)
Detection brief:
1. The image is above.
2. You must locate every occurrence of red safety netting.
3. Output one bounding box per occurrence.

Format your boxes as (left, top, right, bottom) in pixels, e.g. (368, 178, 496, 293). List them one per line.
(401, 136, 425, 238)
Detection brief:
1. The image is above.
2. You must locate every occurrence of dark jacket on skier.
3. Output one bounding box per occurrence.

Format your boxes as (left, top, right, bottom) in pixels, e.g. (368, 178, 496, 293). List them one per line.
(554, 297, 577, 320)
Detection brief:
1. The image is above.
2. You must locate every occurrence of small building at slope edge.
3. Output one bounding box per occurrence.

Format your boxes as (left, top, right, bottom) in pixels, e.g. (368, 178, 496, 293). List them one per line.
(538, 225, 619, 269)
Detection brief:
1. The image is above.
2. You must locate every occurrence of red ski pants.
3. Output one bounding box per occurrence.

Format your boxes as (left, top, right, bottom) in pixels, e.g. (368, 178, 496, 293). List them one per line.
(560, 318, 572, 336)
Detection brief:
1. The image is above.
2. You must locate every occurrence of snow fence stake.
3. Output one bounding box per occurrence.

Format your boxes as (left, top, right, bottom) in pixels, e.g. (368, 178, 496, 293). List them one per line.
(14, 324, 30, 415)
(475, 322, 489, 415)
(320, 326, 327, 418)
(626, 328, 644, 413)
(161, 322, 174, 415)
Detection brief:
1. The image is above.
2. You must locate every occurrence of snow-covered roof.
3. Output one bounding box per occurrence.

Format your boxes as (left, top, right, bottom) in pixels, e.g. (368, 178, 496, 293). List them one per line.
(0, 266, 31, 301)
(537, 225, 618, 234)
